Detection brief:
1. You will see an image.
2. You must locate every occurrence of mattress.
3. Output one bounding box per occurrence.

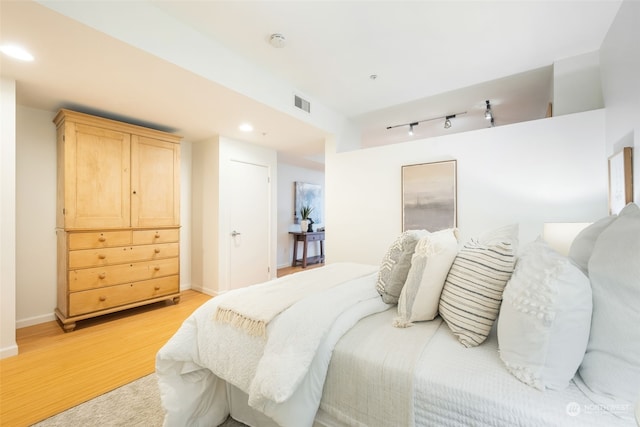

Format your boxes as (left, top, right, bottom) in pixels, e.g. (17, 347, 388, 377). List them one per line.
(413, 321, 637, 427)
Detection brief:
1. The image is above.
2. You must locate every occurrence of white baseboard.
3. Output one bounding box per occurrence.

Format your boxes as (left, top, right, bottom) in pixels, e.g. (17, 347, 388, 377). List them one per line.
(0, 343, 18, 359)
(16, 312, 56, 329)
(189, 284, 219, 297)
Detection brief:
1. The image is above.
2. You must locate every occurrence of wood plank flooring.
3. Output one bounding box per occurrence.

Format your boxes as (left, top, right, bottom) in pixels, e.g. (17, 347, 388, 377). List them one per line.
(0, 290, 211, 426)
(0, 265, 321, 426)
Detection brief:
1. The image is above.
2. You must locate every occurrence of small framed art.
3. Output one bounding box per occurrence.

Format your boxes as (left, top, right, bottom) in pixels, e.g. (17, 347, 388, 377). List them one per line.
(402, 160, 457, 232)
(608, 147, 633, 215)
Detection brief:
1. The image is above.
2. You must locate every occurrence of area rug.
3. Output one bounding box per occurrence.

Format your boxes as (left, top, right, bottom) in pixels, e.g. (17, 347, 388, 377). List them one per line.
(32, 374, 247, 427)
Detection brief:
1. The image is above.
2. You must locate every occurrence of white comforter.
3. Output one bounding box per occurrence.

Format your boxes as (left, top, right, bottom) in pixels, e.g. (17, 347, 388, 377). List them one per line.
(156, 263, 389, 427)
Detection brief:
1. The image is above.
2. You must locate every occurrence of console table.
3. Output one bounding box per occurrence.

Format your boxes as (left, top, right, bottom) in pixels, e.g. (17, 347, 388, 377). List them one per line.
(289, 231, 325, 268)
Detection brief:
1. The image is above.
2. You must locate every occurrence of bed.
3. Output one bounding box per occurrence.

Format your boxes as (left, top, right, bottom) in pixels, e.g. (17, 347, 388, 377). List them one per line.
(156, 204, 640, 427)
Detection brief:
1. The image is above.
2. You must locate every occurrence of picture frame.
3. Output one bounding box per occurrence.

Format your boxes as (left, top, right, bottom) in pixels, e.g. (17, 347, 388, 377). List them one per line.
(294, 181, 323, 224)
(608, 147, 633, 215)
(402, 160, 457, 232)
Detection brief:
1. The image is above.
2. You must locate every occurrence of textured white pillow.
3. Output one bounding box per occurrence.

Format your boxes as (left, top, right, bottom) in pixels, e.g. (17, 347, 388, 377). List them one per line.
(394, 229, 459, 327)
(376, 230, 427, 304)
(568, 214, 618, 276)
(498, 238, 592, 391)
(579, 202, 640, 402)
(439, 225, 517, 347)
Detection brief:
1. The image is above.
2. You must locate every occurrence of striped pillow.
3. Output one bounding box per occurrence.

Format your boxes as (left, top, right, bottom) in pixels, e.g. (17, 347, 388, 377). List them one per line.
(439, 239, 516, 347)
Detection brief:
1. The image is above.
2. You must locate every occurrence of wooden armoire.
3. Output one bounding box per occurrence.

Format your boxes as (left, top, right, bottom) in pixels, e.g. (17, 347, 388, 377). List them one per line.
(54, 109, 181, 331)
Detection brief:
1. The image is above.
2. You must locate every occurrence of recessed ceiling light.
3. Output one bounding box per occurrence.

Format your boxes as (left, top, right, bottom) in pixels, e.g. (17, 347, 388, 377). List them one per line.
(239, 123, 253, 132)
(0, 44, 34, 61)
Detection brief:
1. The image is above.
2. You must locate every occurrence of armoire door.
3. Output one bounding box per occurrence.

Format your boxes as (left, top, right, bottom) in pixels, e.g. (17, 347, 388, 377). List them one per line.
(63, 123, 131, 229)
(228, 160, 270, 289)
(130, 135, 180, 227)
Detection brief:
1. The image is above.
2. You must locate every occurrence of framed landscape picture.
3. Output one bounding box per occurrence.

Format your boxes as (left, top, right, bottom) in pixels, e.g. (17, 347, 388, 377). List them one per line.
(402, 160, 457, 232)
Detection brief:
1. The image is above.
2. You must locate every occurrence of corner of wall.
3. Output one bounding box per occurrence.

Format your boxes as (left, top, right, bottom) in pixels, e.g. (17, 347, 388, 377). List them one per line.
(0, 78, 18, 359)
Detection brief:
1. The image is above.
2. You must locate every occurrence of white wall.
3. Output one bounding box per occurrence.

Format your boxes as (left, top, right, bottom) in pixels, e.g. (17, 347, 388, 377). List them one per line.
(600, 0, 640, 202)
(179, 140, 193, 291)
(554, 51, 604, 116)
(276, 163, 325, 267)
(0, 78, 18, 358)
(15, 106, 57, 327)
(325, 110, 607, 266)
(191, 136, 278, 295)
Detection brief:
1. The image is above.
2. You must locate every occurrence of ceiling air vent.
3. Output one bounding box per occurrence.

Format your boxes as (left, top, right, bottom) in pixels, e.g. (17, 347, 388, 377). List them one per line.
(294, 95, 311, 113)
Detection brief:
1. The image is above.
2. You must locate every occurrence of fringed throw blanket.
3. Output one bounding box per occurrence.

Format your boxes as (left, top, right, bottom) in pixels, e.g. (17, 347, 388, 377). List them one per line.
(214, 263, 378, 337)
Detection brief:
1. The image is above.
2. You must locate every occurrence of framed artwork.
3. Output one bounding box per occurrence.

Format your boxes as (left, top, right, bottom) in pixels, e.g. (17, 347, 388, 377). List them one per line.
(294, 182, 323, 224)
(608, 147, 633, 215)
(402, 160, 457, 232)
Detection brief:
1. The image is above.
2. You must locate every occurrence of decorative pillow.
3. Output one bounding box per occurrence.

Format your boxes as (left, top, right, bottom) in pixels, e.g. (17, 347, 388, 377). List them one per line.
(394, 229, 459, 327)
(568, 214, 617, 276)
(497, 238, 592, 391)
(579, 202, 640, 402)
(478, 223, 519, 252)
(376, 230, 427, 304)
(439, 230, 517, 347)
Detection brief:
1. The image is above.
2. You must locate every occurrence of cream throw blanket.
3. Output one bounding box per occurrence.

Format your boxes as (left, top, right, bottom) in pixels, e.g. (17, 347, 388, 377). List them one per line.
(214, 263, 378, 337)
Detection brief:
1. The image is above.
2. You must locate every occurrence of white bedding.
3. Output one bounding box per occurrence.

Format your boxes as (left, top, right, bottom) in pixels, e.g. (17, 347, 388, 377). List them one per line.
(157, 263, 636, 427)
(156, 263, 389, 427)
(320, 308, 442, 427)
(413, 322, 636, 427)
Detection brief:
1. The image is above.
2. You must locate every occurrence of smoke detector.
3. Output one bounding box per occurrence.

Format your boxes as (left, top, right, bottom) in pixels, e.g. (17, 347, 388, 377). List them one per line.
(269, 33, 286, 48)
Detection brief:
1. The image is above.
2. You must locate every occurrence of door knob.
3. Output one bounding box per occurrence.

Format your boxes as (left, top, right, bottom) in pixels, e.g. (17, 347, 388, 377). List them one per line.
(231, 230, 241, 237)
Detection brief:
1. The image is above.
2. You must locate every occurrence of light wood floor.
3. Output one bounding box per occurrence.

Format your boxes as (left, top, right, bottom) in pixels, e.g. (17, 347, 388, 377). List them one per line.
(0, 265, 320, 426)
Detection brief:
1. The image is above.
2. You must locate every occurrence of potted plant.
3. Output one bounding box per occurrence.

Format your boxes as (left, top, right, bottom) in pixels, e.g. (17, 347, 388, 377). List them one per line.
(300, 205, 313, 232)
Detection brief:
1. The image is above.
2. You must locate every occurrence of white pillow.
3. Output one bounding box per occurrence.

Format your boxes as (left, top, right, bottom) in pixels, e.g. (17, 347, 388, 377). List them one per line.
(439, 225, 518, 347)
(394, 229, 459, 327)
(376, 230, 427, 304)
(478, 223, 519, 252)
(568, 214, 617, 276)
(498, 238, 592, 391)
(579, 202, 640, 402)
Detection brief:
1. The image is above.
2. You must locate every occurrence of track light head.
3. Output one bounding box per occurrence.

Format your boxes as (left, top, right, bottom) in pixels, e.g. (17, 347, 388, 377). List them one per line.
(485, 100, 493, 120)
(408, 122, 418, 135)
(444, 115, 455, 129)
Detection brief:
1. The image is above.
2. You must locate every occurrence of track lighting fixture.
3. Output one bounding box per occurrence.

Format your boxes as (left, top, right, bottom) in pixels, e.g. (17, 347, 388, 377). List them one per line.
(444, 115, 454, 129)
(485, 100, 493, 120)
(387, 112, 466, 135)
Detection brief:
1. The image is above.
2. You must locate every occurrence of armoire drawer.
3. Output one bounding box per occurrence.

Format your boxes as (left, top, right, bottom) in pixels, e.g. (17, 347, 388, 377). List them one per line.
(68, 275, 179, 316)
(68, 242, 180, 269)
(68, 257, 179, 291)
(68, 230, 132, 250)
(132, 228, 179, 245)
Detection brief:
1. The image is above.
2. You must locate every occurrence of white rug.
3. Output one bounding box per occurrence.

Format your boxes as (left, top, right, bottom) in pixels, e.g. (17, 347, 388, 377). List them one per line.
(32, 374, 247, 427)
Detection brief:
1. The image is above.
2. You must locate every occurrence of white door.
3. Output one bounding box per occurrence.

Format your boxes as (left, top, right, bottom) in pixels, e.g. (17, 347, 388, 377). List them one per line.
(228, 160, 270, 289)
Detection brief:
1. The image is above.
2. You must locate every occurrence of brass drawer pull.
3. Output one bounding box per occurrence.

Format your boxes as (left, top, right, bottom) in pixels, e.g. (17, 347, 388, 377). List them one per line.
(98, 254, 106, 260)
(154, 286, 160, 291)
(98, 236, 106, 242)
(98, 273, 106, 279)
(99, 296, 106, 302)
(154, 248, 161, 254)
(154, 232, 161, 238)
(154, 266, 160, 271)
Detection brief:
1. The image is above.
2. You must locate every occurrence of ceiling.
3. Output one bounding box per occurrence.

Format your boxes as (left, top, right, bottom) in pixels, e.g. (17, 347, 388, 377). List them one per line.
(0, 0, 622, 167)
